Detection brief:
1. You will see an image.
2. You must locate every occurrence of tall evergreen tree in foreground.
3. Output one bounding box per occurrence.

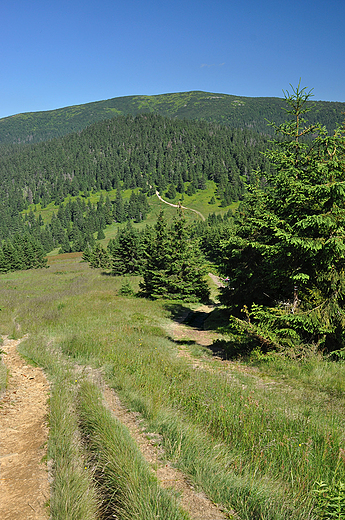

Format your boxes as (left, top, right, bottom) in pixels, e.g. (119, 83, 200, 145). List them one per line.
(220, 84, 345, 352)
(140, 211, 173, 297)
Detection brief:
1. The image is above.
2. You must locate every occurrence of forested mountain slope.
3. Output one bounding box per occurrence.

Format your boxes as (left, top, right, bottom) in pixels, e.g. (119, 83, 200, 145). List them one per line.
(0, 114, 271, 227)
(1, 90, 344, 144)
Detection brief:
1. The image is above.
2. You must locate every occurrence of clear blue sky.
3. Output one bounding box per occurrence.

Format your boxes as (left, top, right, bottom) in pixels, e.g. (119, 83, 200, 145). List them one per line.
(1, 0, 344, 119)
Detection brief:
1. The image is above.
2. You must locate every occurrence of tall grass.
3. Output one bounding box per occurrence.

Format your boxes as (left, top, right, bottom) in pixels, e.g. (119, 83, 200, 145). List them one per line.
(2, 258, 345, 519)
(252, 352, 345, 399)
(155, 412, 293, 520)
(101, 345, 344, 518)
(78, 380, 190, 520)
(49, 379, 100, 520)
(18, 336, 100, 520)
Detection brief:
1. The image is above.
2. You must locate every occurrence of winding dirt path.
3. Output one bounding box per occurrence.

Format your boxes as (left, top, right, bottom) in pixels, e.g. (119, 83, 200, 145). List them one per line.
(156, 190, 206, 221)
(0, 336, 49, 520)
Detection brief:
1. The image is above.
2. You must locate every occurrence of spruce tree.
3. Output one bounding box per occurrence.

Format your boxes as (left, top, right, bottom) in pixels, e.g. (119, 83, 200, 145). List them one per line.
(220, 83, 345, 351)
(140, 209, 209, 302)
(166, 183, 177, 200)
(104, 196, 114, 225)
(0, 248, 6, 273)
(176, 175, 185, 194)
(113, 189, 125, 223)
(29, 237, 48, 268)
(22, 237, 36, 268)
(5, 237, 24, 271)
(167, 207, 210, 302)
(140, 211, 172, 297)
(97, 228, 106, 240)
(89, 243, 111, 269)
(186, 183, 196, 196)
(59, 233, 71, 253)
(110, 222, 143, 275)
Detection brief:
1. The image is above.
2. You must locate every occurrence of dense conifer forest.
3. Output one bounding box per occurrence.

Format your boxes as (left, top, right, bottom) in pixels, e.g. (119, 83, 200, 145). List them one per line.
(0, 113, 272, 242)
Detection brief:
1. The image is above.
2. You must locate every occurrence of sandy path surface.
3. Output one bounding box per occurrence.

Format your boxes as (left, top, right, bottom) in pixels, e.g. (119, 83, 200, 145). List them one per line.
(0, 336, 50, 520)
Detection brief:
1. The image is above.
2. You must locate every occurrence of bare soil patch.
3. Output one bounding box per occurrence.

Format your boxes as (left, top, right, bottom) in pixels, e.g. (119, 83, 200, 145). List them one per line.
(0, 336, 49, 520)
(173, 304, 219, 348)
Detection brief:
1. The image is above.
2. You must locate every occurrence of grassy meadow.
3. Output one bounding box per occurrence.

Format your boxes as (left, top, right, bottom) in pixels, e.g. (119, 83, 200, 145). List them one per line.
(23, 180, 236, 237)
(1, 256, 345, 519)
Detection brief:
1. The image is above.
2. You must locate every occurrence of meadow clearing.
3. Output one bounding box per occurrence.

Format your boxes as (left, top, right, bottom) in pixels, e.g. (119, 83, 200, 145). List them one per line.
(1, 255, 345, 519)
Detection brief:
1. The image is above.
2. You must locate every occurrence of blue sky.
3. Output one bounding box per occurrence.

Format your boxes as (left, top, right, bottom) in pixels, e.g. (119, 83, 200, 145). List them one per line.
(1, 0, 344, 119)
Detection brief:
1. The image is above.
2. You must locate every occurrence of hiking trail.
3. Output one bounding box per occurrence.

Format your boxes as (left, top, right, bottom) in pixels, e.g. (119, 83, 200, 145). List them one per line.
(0, 336, 49, 520)
(156, 190, 206, 221)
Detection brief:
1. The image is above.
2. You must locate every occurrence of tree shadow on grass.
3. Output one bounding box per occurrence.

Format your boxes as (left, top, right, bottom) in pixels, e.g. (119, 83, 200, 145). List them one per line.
(167, 337, 198, 346)
(164, 303, 229, 331)
(206, 342, 231, 360)
(163, 303, 193, 323)
(164, 303, 210, 329)
(164, 303, 231, 360)
(167, 333, 230, 360)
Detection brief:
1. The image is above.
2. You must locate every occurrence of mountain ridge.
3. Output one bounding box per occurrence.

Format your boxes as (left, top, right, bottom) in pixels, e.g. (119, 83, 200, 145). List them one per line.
(1, 90, 344, 145)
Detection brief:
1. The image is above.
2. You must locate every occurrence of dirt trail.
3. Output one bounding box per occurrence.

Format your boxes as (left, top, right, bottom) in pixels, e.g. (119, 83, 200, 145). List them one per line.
(80, 366, 227, 520)
(171, 268, 224, 347)
(156, 190, 206, 221)
(0, 336, 49, 520)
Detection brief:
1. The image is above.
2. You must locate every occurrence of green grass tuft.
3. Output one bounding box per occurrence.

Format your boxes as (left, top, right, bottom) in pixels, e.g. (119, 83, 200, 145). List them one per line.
(0, 347, 7, 393)
(77, 380, 190, 520)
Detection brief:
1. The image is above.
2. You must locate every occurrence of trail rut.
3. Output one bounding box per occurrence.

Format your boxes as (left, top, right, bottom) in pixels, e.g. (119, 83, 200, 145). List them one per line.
(0, 336, 49, 520)
(77, 364, 228, 520)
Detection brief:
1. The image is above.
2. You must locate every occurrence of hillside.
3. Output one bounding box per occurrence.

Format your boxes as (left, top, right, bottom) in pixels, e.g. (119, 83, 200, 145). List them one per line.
(1, 90, 344, 144)
(1, 257, 345, 519)
(1, 87, 345, 520)
(0, 114, 271, 242)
